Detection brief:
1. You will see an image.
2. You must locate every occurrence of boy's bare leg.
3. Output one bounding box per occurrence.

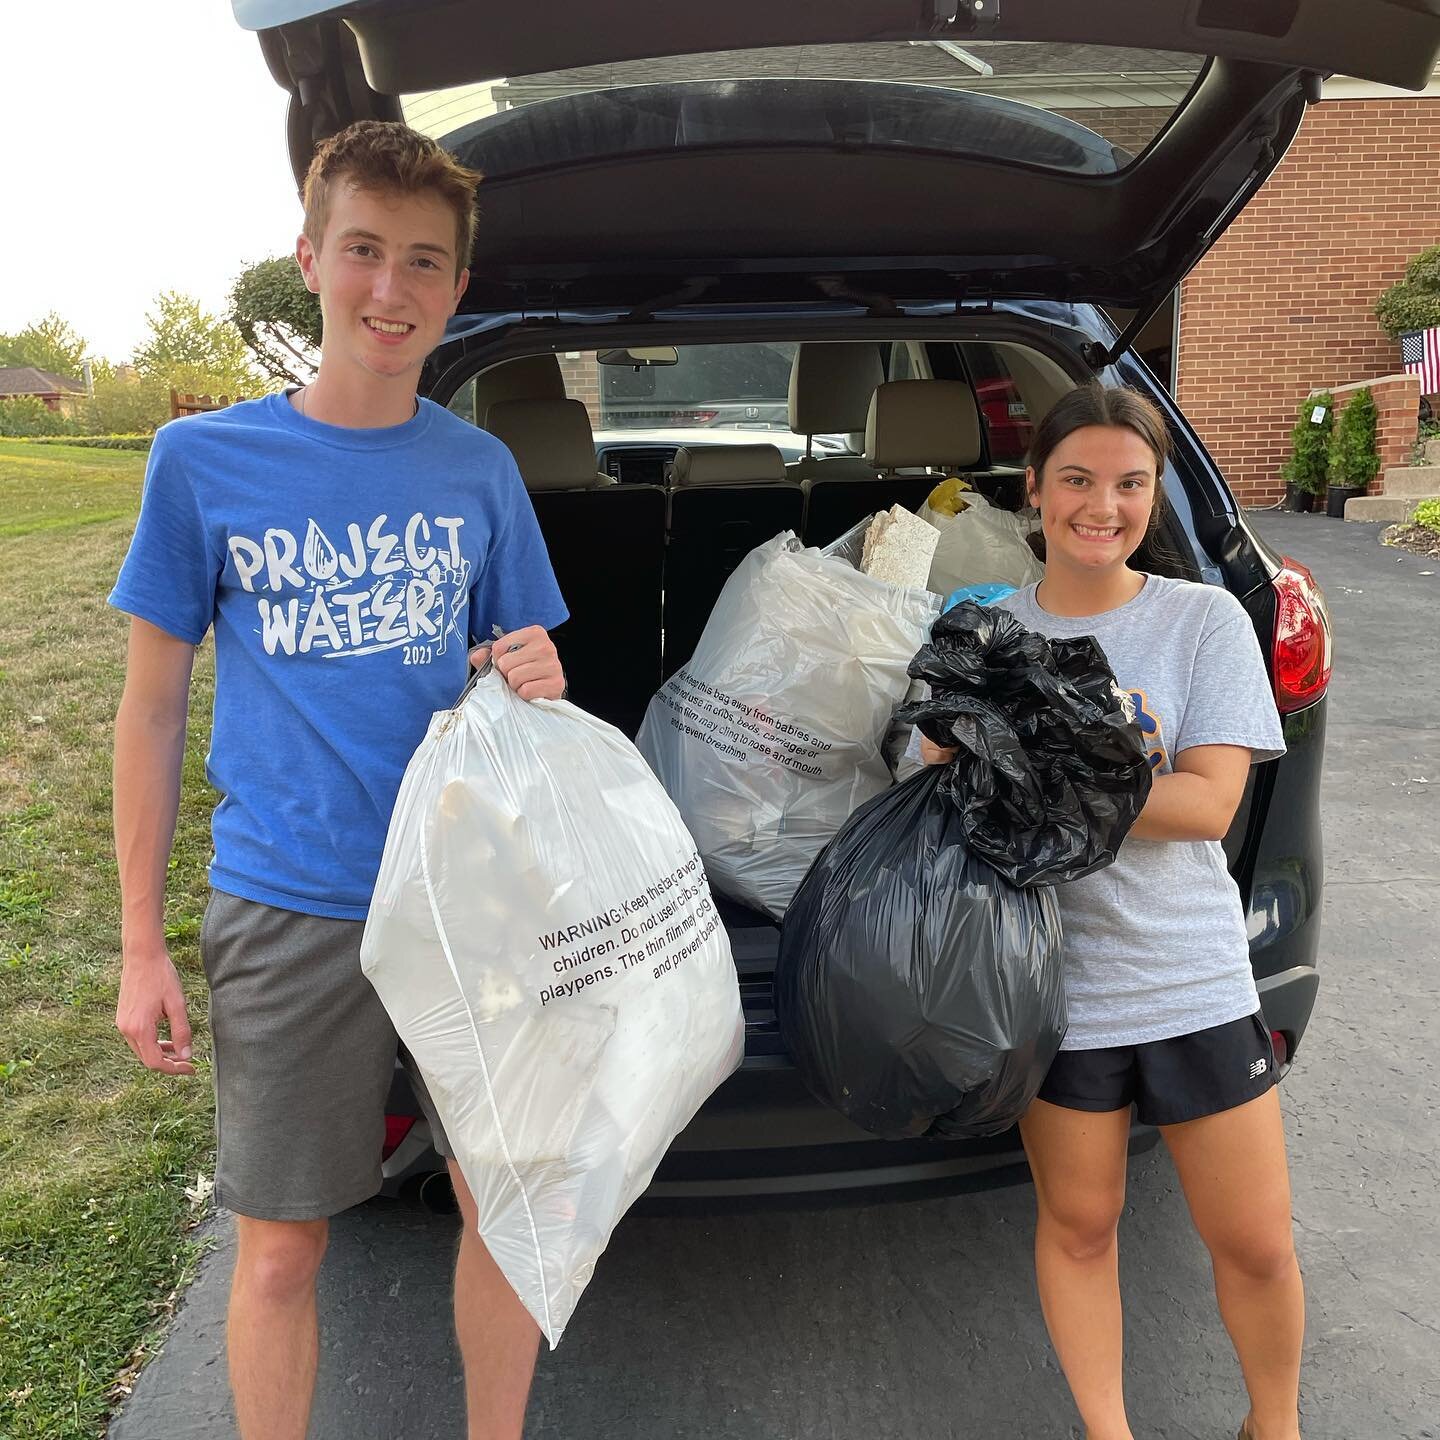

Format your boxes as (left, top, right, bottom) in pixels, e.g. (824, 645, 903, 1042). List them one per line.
(228, 1215, 329, 1440)
(448, 1159, 542, 1440)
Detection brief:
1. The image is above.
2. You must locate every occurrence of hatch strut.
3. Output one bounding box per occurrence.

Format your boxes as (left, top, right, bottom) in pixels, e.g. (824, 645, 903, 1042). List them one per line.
(1080, 294, 1172, 372)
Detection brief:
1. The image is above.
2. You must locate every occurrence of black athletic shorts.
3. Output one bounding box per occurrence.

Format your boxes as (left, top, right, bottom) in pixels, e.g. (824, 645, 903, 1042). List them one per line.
(1036, 1010, 1278, 1127)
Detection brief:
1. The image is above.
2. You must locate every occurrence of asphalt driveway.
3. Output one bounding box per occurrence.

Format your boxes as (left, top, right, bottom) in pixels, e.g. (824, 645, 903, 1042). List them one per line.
(110, 513, 1440, 1440)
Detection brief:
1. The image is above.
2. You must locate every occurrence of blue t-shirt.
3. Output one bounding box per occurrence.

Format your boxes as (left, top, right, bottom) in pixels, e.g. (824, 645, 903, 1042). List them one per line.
(109, 392, 568, 919)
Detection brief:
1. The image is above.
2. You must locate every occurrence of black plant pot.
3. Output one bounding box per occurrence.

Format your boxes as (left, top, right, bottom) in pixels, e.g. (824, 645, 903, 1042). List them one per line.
(1284, 483, 1315, 513)
(1326, 483, 1367, 518)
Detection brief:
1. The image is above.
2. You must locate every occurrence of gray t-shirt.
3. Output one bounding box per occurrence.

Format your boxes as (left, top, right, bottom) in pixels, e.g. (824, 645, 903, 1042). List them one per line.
(992, 576, 1286, 1048)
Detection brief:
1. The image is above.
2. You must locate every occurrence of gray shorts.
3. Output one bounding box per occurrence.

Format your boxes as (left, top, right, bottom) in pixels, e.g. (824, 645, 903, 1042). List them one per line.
(200, 888, 451, 1221)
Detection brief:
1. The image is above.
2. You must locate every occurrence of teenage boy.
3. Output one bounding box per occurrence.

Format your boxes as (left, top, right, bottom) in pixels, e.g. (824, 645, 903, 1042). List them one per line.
(111, 120, 565, 1440)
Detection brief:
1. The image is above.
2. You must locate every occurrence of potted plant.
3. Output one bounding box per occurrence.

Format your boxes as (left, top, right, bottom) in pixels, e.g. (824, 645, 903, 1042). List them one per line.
(1326, 385, 1379, 516)
(1281, 391, 1333, 512)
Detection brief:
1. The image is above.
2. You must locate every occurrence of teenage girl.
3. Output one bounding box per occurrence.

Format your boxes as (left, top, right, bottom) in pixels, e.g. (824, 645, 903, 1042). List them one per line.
(922, 382, 1303, 1440)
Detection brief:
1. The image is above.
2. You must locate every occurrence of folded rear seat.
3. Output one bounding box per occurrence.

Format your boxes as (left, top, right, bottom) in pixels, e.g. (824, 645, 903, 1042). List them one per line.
(803, 379, 983, 546)
(663, 444, 803, 679)
(486, 397, 665, 736)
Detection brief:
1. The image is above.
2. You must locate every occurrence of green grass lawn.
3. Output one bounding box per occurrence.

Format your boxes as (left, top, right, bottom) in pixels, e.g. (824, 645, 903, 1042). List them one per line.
(0, 439, 218, 1439)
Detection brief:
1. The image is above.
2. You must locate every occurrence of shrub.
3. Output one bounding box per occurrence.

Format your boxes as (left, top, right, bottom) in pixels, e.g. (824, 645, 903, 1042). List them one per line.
(1374, 245, 1440, 341)
(13, 434, 153, 452)
(0, 395, 81, 437)
(1414, 498, 1440, 534)
(1328, 386, 1380, 490)
(1281, 392, 1334, 496)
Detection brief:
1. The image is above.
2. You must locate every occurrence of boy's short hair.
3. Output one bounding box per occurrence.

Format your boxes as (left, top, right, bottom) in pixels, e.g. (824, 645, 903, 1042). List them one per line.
(302, 120, 481, 278)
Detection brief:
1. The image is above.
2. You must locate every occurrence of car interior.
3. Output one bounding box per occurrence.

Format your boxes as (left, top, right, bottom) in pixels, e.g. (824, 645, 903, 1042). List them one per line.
(444, 336, 1199, 740)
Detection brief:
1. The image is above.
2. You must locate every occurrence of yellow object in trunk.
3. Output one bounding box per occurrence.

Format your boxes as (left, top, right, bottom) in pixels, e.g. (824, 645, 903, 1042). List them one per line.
(925, 476, 973, 516)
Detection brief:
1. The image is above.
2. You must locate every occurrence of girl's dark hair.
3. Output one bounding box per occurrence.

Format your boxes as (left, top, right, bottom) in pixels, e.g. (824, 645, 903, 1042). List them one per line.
(1027, 382, 1171, 485)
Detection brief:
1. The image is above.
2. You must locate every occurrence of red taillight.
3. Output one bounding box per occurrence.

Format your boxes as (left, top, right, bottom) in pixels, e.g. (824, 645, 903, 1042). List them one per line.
(1270, 1030, 1290, 1067)
(1271, 558, 1332, 713)
(672, 408, 719, 425)
(382, 1114, 416, 1160)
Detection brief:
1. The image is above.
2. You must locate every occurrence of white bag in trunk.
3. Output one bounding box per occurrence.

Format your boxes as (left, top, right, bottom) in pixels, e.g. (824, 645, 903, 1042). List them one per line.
(362, 673, 744, 1347)
(636, 522, 940, 921)
(921, 492, 1044, 594)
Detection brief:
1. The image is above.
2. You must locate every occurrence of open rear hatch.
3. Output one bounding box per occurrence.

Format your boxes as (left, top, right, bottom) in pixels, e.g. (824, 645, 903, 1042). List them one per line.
(237, 1, 1440, 344)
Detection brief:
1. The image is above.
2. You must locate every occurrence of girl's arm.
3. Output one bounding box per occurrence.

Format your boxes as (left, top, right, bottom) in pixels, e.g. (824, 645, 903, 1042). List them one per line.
(920, 737, 1252, 842)
(1126, 743, 1252, 843)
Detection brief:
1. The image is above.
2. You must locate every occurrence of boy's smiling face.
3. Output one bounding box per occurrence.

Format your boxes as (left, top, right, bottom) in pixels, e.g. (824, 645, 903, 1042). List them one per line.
(297, 180, 469, 388)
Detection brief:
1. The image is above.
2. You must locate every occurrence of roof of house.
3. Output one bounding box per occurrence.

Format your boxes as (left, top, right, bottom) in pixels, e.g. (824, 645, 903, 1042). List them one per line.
(0, 366, 85, 398)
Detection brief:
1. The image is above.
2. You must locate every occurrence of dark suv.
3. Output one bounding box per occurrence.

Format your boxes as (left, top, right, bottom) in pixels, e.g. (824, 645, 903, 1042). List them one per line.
(241, 0, 1440, 1200)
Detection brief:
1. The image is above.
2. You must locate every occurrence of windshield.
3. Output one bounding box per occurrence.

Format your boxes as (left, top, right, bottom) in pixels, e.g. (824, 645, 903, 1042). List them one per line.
(402, 42, 1203, 177)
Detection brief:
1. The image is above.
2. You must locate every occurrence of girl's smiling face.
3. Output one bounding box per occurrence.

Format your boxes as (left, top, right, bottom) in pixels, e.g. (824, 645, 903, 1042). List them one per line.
(1026, 424, 1160, 576)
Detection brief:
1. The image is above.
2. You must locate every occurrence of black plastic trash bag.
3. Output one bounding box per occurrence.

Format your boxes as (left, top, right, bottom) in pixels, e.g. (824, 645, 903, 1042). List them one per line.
(774, 603, 1151, 1139)
(900, 602, 1153, 887)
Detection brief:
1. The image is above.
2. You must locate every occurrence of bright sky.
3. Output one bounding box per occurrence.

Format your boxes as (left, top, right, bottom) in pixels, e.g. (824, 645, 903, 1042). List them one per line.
(1, 1, 302, 364)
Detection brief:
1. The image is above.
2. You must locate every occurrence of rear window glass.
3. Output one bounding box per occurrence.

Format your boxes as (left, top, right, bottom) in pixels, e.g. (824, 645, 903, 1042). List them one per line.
(403, 42, 1202, 179)
(584, 344, 795, 434)
(454, 343, 834, 446)
(453, 339, 1069, 468)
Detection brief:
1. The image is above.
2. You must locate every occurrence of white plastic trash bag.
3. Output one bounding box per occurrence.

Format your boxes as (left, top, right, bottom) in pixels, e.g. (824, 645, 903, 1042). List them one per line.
(362, 672, 744, 1347)
(636, 522, 940, 921)
(922, 492, 1044, 594)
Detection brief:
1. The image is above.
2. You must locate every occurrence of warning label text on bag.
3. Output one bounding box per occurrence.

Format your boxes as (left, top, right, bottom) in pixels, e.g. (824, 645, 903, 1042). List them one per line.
(652, 669, 834, 778)
(535, 852, 725, 1006)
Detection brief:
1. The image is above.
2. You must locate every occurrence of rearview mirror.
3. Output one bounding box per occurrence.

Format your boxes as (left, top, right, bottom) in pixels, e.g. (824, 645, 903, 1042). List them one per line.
(597, 346, 680, 367)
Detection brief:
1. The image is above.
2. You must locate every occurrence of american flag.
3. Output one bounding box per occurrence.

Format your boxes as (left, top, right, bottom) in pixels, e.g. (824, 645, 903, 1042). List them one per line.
(1401, 327, 1440, 398)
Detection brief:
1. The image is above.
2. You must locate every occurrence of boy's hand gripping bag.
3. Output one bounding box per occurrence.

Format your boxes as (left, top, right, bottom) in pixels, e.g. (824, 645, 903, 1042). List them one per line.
(362, 672, 745, 1347)
(635, 522, 940, 921)
(774, 603, 1152, 1140)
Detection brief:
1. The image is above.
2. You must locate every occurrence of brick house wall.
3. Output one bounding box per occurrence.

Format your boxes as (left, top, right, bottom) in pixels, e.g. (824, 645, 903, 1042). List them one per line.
(1058, 106, 1171, 157)
(1174, 98, 1440, 506)
(557, 352, 602, 426)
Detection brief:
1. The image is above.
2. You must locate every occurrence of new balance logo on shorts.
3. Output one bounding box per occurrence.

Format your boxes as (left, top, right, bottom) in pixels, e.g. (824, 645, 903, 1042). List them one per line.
(1249, 1057, 1269, 1080)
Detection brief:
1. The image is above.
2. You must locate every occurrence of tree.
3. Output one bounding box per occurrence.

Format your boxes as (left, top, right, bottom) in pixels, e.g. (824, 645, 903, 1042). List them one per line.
(0, 312, 88, 380)
(134, 291, 268, 398)
(228, 256, 322, 387)
(1374, 245, 1440, 341)
(84, 361, 171, 435)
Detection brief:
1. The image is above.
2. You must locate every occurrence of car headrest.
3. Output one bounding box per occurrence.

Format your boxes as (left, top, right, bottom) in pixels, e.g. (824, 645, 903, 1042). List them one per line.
(865, 380, 982, 470)
(788, 342, 884, 437)
(485, 398, 615, 492)
(672, 444, 788, 487)
(473, 355, 566, 426)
